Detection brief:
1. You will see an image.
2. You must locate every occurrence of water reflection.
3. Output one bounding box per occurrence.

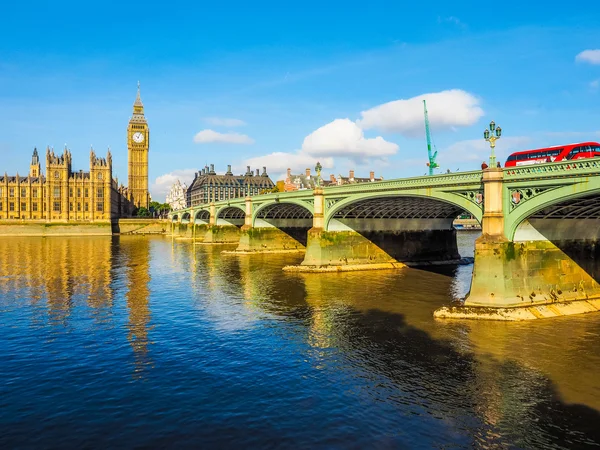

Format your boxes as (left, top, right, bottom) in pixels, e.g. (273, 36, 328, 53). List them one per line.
(0, 236, 153, 376)
(2, 235, 600, 448)
(192, 241, 600, 447)
(119, 237, 153, 376)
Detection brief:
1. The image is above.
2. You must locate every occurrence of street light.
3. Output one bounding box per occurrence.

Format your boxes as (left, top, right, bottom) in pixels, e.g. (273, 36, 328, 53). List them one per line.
(315, 161, 322, 187)
(483, 120, 502, 167)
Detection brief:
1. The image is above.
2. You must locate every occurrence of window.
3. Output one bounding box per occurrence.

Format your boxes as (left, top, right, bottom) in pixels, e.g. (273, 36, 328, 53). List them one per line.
(53, 202, 60, 212)
(9, 188, 14, 197)
(85, 188, 89, 198)
(77, 188, 81, 197)
(54, 171, 59, 179)
(69, 187, 73, 197)
(0, 187, 2, 196)
(32, 169, 37, 177)
(98, 173, 103, 180)
(97, 188, 103, 198)
(53, 187, 60, 198)
(32, 203, 38, 212)
(32, 188, 37, 198)
(84, 202, 89, 212)
(97, 202, 103, 211)
(21, 202, 26, 211)
(9, 202, 15, 211)
(0, 202, 2, 211)
(69, 202, 73, 212)
(21, 188, 26, 197)
(77, 203, 81, 211)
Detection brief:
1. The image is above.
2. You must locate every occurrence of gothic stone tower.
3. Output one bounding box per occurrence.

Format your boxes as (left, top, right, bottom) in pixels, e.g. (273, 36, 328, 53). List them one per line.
(127, 83, 149, 209)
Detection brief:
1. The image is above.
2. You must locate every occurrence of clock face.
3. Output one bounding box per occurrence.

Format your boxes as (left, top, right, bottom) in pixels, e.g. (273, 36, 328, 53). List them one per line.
(132, 132, 145, 143)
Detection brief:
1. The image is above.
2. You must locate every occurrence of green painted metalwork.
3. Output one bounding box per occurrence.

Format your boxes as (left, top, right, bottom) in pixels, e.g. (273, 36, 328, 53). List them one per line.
(251, 199, 314, 227)
(168, 158, 600, 241)
(324, 190, 484, 230)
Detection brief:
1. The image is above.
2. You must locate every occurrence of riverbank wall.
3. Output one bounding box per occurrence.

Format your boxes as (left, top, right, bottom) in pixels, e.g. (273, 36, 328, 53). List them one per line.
(0, 219, 169, 236)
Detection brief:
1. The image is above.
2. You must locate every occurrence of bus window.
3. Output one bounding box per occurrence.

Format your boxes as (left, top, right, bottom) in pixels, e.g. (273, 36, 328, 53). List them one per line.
(566, 146, 581, 160)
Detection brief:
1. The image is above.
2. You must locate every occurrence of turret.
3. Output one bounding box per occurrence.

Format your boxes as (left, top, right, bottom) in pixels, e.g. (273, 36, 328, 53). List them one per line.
(29, 147, 41, 178)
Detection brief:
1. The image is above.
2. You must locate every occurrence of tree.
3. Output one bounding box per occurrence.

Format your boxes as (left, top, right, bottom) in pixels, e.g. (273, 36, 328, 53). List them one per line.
(134, 207, 151, 217)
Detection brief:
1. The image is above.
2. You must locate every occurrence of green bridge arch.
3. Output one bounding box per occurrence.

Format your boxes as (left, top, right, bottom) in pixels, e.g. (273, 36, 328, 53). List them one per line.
(251, 199, 314, 227)
(324, 190, 483, 231)
(504, 179, 600, 240)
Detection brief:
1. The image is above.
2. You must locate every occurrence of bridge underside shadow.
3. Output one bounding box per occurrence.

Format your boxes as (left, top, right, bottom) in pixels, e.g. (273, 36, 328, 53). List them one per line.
(465, 193, 600, 311)
(236, 203, 313, 253)
(526, 193, 600, 281)
(297, 196, 471, 271)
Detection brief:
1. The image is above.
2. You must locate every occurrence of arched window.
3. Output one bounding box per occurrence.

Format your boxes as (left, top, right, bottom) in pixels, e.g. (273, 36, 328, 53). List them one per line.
(54, 171, 59, 179)
(98, 172, 103, 180)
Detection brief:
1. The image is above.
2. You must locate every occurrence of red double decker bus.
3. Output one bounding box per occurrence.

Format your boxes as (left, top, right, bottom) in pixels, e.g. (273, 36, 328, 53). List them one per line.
(504, 142, 600, 167)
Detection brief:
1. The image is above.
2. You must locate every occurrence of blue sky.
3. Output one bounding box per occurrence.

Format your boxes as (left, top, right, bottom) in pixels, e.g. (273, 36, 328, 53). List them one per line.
(2, 1, 600, 200)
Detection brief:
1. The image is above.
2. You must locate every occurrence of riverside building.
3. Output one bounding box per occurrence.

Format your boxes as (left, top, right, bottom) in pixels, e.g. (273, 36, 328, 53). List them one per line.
(186, 165, 275, 207)
(0, 85, 151, 221)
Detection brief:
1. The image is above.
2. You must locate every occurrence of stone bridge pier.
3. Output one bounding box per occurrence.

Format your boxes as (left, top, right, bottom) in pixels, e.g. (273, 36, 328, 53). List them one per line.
(234, 198, 313, 253)
(292, 188, 464, 271)
(437, 164, 600, 320)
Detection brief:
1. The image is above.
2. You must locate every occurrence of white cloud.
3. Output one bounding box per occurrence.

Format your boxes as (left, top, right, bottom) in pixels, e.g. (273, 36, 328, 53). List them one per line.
(193, 129, 254, 144)
(151, 168, 198, 201)
(301, 118, 398, 158)
(242, 151, 334, 181)
(576, 49, 600, 65)
(205, 117, 246, 127)
(357, 89, 484, 136)
(436, 136, 532, 171)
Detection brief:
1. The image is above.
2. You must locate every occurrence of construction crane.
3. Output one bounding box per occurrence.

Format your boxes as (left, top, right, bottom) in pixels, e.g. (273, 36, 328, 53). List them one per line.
(423, 99, 439, 175)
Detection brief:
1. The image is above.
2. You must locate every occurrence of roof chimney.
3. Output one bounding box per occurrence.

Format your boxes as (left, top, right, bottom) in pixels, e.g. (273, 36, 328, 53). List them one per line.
(256, 168, 260, 177)
(226, 164, 232, 175)
(305, 168, 311, 177)
(262, 166, 267, 177)
(287, 168, 291, 178)
(330, 174, 336, 182)
(246, 165, 252, 176)
(370, 171, 375, 181)
(349, 170, 355, 180)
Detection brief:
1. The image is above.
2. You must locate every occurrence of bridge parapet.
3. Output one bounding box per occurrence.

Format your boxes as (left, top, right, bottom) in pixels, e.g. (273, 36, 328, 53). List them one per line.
(503, 157, 600, 179)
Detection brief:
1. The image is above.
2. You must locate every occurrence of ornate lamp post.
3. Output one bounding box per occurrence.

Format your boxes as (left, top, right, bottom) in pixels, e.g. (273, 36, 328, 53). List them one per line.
(483, 120, 502, 167)
(315, 161, 322, 187)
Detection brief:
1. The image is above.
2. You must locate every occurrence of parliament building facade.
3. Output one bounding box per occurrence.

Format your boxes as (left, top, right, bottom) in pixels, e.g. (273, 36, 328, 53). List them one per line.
(0, 87, 150, 221)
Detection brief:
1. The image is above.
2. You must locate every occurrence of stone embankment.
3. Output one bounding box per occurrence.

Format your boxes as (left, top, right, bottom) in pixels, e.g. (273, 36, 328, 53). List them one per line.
(0, 219, 169, 236)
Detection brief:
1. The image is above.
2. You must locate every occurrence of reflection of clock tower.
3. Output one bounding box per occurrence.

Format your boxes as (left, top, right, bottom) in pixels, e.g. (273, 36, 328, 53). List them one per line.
(127, 82, 150, 209)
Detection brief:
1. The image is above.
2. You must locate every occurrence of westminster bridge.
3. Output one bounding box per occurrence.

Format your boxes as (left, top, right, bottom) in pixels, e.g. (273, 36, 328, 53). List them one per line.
(169, 159, 600, 320)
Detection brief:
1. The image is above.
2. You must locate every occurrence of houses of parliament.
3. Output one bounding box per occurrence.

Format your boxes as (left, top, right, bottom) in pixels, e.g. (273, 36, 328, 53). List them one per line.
(0, 86, 150, 221)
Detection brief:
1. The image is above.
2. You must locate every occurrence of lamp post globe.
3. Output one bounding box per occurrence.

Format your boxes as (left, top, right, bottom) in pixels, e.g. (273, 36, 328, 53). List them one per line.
(484, 121, 502, 168)
(315, 161, 322, 187)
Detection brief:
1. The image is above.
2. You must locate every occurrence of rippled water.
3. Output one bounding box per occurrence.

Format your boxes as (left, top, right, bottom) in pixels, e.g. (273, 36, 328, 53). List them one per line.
(1, 232, 600, 449)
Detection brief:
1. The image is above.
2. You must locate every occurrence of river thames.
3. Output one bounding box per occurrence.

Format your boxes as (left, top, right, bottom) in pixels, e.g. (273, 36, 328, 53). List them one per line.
(1, 232, 600, 448)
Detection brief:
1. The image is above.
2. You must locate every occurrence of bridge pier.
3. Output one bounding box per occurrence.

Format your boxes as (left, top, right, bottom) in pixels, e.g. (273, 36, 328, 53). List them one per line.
(284, 188, 462, 272)
(201, 225, 242, 243)
(435, 168, 600, 320)
(235, 226, 307, 252)
(227, 197, 312, 253)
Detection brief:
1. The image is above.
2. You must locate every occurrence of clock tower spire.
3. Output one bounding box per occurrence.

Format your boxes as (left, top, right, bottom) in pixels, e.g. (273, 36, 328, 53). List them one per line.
(127, 81, 149, 210)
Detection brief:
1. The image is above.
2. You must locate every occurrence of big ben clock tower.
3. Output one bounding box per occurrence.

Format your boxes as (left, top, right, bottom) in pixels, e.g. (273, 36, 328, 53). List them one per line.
(127, 82, 150, 209)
